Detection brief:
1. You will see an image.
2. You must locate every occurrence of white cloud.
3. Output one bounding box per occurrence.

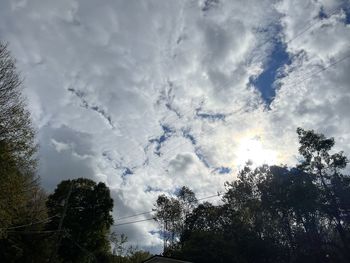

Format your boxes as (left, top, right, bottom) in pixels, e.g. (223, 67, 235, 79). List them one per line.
(1, 0, 349, 251)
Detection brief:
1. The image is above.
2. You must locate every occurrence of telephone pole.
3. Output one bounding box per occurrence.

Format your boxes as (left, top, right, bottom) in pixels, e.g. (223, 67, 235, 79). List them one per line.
(48, 182, 74, 262)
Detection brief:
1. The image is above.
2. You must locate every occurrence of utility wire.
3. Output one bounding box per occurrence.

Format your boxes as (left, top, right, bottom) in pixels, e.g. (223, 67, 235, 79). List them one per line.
(64, 231, 97, 262)
(65, 2, 350, 228)
(116, 43, 350, 223)
(116, 211, 154, 221)
(111, 50, 350, 231)
(0, 215, 58, 231)
(78, 50, 350, 229)
(285, 5, 341, 45)
(113, 218, 155, 227)
(172, 5, 342, 111)
(104, 4, 345, 175)
(129, 15, 348, 176)
(6, 230, 60, 234)
(197, 193, 222, 201)
(283, 52, 350, 88)
(151, 50, 350, 171)
(48, 182, 74, 263)
(115, 192, 223, 222)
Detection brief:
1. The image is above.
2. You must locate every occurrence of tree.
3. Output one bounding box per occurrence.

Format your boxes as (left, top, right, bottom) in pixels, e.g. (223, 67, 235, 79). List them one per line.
(0, 42, 48, 262)
(153, 186, 197, 253)
(296, 128, 350, 258)
(46, 178, 114, 262)
(0, 42, 37, 173)
(109, 249, 152, 263)
(154, 194, 181, 252)
(176, 186, 198, 231)
(109, 232, 153, 263)
(110, 232, 128, 256)
(125, 248, 152, 263)
(156, 128, 350, 263)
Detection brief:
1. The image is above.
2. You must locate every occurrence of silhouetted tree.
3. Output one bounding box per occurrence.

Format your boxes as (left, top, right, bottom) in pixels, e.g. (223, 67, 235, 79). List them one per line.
(0, 42, 48, 262)
(0, 42, 37, 172)
(156, 129, 350, 263)
(47, 178, 114, 262)
(153, 186, 198, 253)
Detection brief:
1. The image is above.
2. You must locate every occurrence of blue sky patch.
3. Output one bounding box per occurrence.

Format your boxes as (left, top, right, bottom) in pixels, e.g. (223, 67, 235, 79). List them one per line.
(318, 7, 328, 20)
(116, 164, 134, 182)
(145, 186, 163, 193)
(344, 5, 350, 24)
(150, 230, 171, 240)
(102, 151, 134, 180)
(194, 147, 210, 168)
(122, 167, 133, 177)
(202, 0, 219, 12)
(68, 87, 115, 128)
(213, 166, 231, 174)
(250, 40, 291, 107)
(148, 124, 175, 156)
(182, 128, 197, 145)
(157, 82, 181, 119)
(319, 4, 350, 23)
(195, 106, 226, 122)
(149, 230, 160, 236)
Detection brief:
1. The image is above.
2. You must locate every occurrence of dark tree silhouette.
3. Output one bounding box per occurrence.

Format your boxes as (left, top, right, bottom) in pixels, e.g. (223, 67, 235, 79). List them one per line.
(0, 42, 48, 263)
(47, 178, 114, 262)
(155, 129, 350, 263)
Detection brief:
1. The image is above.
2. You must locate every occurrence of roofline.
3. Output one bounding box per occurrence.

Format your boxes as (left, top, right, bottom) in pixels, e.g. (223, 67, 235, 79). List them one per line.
(142, 255, 192, 263)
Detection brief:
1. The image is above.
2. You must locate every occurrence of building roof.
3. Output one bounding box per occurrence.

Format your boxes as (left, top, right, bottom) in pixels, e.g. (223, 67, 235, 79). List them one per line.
(142, 255, 192, 263)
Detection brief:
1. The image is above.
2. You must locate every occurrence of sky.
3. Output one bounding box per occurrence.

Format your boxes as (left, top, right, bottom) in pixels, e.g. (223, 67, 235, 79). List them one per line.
(1, 0, 350, 253)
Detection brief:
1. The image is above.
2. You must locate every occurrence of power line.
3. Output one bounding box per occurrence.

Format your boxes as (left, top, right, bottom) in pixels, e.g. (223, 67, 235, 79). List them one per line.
(6, 230, 60, 234)
(112, 193, 224, 227)
(197, 193, 222, 201)
(113, 218, 155, 227)
(116, 211, 154, 221)
(115, 192, 223, 222)
(285, 5, 341, 45)
(63, 2, 349, 229)
(116, 50, 350, 230)
(283, 52, 350, 89)
(152, 50, 350, 171)
(64, 231, 97, 262)
(49, 182, 74, 263)
(103, 4, 346, 176)
(138, 21, 350, 174)
(0, 215, 58, 231)
(53, 4, 349, 233)
(102, 48, 350, 227)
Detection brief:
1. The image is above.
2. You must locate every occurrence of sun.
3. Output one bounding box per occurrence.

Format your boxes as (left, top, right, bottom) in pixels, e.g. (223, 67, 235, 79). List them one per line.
(236, 136, 277, 168)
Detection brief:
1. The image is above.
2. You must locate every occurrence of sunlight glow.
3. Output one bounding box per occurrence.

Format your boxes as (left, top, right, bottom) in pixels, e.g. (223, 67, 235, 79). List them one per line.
(236, 136, 277, 168)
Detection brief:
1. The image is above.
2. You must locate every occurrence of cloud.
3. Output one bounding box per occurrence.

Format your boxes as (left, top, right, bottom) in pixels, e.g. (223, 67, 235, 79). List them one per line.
(38, 125, 96, 190)
(1, 0, 349, 251)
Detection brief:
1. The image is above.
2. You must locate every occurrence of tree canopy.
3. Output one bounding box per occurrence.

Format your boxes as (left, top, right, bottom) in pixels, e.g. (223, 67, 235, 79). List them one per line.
(47, 178, 114, 262)
(0, 42, 49, 263)
(0, 42, 37, 173)
(0, 42, 149, 263)
(2, 36, 350, 263)
(154, 128, 350, 263)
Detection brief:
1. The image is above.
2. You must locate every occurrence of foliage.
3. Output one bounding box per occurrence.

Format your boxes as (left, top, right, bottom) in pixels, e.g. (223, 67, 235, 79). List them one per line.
(109, 249, 152, 263)
(110, 232, 128, 256)
(155, 128, 350, 263)
(153, 186, 197, 251)
(46, 178, 114, 262)
(109, 232, 152, 263)
(1, 45, 349, 262)
(0, 42, 37, 173)
(126, 250, 152, 263)
(0, 42, 49, 262)
(0, 41, 149, 262)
